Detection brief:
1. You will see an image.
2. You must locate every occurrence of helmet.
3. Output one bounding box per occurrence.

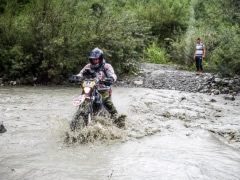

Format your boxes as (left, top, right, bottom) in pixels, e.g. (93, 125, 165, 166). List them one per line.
(89, 48, 104, 70)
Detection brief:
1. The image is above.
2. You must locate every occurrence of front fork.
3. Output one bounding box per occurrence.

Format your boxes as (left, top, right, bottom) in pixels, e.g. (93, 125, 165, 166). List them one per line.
(86, 97, 94, 126)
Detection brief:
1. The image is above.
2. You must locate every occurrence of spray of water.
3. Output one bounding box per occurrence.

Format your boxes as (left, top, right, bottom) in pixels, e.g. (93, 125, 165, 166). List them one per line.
(64, 115, 127, 144)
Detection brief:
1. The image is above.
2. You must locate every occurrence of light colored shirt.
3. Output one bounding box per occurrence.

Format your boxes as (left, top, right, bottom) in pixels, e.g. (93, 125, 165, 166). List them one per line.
(195, 43, 205, 57)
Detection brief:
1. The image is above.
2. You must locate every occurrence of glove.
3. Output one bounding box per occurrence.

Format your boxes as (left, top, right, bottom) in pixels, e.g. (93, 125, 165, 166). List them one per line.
(103, 77, 114, 86)
(68, 75, 82, 83)
(82, 68, 96, 78)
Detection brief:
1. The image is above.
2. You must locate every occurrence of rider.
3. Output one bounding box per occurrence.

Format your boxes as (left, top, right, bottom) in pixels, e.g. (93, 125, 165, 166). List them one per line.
(76, 48, 118, 118)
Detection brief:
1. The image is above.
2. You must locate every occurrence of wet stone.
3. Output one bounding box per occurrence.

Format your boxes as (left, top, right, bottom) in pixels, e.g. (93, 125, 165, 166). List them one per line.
(211, 89, 220, 95)
(134, 80, 143, 86)
(221, 87, 230, 94)
(214, 78, 221, 83)
(210, 99, 217, 102)
(181, 97, 186, 101)
(200, 89, 209, 93)
(0, 122, 7, 133)
(224, 95, 235, 101)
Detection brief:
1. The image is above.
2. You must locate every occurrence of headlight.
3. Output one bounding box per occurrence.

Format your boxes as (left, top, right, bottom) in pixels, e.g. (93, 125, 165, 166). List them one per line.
(84, 87, 91, 94)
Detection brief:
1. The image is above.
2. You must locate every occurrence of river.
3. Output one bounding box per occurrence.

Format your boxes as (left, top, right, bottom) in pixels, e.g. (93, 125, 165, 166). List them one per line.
(0, 86, 240, 180)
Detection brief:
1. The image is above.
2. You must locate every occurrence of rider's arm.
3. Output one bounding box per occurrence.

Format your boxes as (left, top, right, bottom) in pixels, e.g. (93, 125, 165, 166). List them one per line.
(76, 64, 91, 77)
(104, 64, 117, 82)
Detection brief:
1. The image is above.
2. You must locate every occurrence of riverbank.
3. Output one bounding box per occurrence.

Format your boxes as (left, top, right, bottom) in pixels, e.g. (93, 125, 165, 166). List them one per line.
(1, 63, 240, 98)
(115, 63, 240, 97)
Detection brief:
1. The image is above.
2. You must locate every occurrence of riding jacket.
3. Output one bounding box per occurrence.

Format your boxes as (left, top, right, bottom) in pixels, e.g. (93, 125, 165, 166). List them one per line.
(76, 60, 117, 82)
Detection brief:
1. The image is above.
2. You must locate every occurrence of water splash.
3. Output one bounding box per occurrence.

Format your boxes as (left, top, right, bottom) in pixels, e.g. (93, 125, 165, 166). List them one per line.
(64, 116, 127, 144)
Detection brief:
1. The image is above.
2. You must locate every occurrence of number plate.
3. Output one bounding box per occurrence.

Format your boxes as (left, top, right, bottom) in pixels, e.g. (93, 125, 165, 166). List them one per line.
(73, 95, 86, 106)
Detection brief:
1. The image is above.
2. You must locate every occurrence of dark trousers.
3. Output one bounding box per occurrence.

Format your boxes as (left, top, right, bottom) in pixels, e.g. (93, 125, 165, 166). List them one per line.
(195, 56, 203, 71)
(100, 91, 117, 115)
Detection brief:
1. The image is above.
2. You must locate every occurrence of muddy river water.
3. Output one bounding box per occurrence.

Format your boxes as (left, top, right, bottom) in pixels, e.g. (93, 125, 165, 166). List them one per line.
(0, 87, 240, 180)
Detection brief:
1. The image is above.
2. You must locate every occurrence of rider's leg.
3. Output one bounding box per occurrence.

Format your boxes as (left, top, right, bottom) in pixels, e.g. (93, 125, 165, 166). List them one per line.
(101, 91, 118, 117)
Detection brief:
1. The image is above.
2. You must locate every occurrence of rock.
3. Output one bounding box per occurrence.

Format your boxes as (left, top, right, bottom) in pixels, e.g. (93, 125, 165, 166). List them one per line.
(206, 76, 214, 81)
(134, 80, 143, 86)
(210, 99, 217, 102)
(9, 81, 17, 85)
(236, 86, 240, 92)
(0, 122, 7, 133)
(115, 63, 240, 96)
(200, 88, 209, 93)
(222, 79, 230, 85)
(229, 80, 234, 84)
(211, 89, 220, 95)
(221, 87, 230, 94)
(214, 78, 221, 83)
(232, 92, 237, 96)
(224, 95, 235, 101)
(162, 112, 171, 118)
(180, 97, 186, 101)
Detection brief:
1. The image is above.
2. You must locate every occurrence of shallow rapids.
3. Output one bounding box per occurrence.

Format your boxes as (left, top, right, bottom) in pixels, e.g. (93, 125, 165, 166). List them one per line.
(0, 86, 240, 180)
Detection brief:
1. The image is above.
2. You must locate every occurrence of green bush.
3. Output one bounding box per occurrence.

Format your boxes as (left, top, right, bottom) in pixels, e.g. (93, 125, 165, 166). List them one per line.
(0, 0, 153, 83)
(133, 0, 190, 41)
(209, 25, 240, 76)
(143, 42, 170, 64)
(1, 0, 239, 83)
(169, 0, 240, 76)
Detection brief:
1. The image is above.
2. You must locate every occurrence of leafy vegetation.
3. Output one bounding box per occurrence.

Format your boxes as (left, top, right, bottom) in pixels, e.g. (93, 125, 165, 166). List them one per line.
(170, 0, 240, 76)
(0, 0, 239, 84)
(143, 42, 170, 64)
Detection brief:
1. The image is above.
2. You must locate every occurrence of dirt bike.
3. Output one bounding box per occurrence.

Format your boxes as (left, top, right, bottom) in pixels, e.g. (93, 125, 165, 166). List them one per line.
(69, 68, 114, 131)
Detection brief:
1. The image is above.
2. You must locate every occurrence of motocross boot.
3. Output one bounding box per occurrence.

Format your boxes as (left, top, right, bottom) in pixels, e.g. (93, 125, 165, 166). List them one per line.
(110, 109, 118, 120)
(108, 105, 126, 128)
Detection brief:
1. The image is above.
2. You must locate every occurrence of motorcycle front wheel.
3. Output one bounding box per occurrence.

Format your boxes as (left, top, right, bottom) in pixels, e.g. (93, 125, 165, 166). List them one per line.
(70, 101, 90, 131)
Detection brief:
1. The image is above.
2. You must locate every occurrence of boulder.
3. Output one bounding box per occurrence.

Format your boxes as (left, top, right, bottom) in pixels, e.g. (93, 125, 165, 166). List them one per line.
(221, 87, 230, 94)
(0, 122, 7, 133)
(222, 79, 230, 85)
(210, 99, 217, 102)
(214, 78, 221, 83)
(9, 81, 17, 85)
(211, 89, 220, 95)
(134, 80, 143, 86)
(224, 95, 235, 101)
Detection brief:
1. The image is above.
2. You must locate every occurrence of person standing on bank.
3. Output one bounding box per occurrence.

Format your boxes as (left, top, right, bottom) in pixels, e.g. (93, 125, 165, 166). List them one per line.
(194, 38, 206, 75)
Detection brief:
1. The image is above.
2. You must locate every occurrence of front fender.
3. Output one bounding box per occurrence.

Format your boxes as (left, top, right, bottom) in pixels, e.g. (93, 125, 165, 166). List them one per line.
(73, 95, 86, 106)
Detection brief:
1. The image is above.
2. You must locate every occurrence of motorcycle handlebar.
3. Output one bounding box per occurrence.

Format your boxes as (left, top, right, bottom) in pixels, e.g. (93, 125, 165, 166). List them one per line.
(68, 75, 83, 83)
(69, 75, 114, 86)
